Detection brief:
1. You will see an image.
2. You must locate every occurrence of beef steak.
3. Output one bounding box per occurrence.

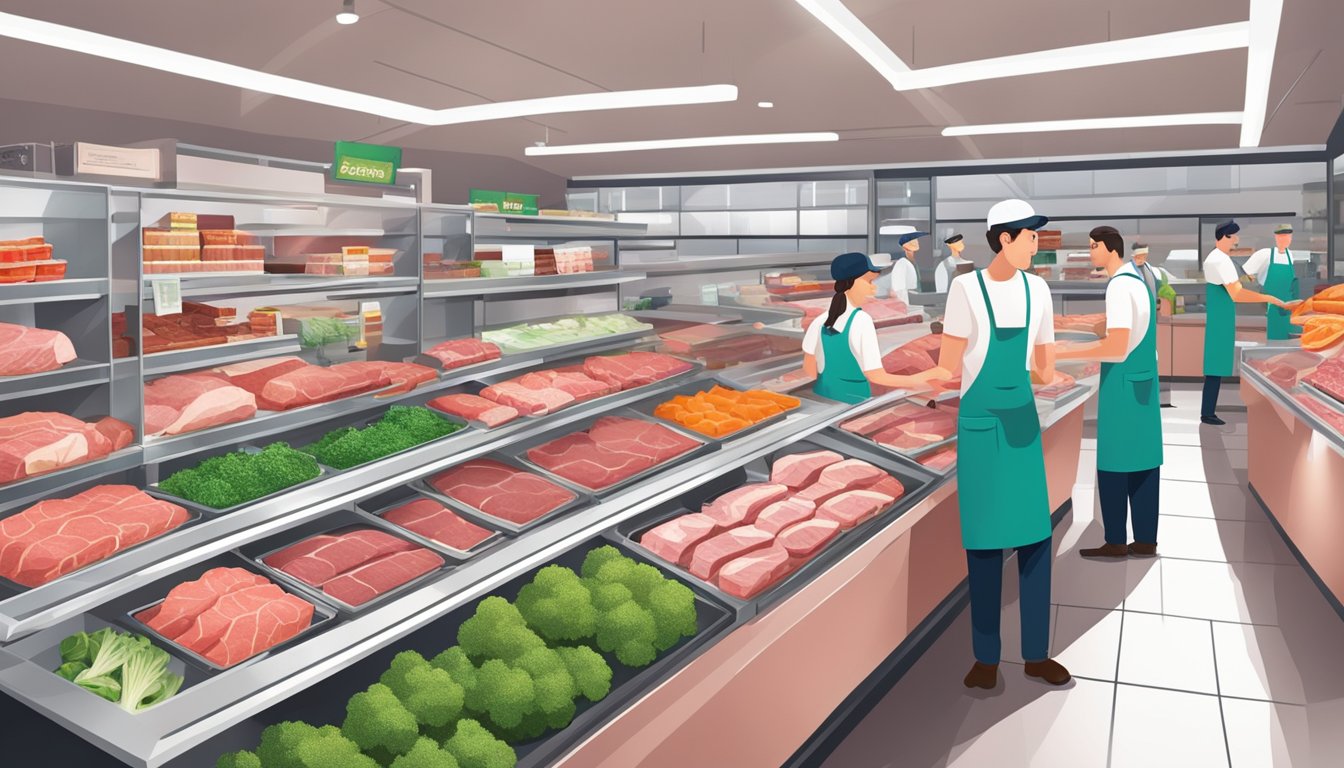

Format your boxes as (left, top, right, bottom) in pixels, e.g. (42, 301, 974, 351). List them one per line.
(429, 458, 575, 523)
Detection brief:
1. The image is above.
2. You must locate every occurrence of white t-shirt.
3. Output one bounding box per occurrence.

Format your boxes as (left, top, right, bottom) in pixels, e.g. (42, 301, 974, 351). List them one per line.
(1105, 262, 1153, 358)
(935, 256, 970, 293)
(943, 270, 1055, 393)
(1243, 247, 1291, 284)
(1203, 249, 1239, 286)
(876, 256, 919, 303)
(802, 301, 883, 373)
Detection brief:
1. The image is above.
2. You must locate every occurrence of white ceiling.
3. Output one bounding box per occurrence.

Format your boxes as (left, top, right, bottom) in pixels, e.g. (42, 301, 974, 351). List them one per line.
(0, 0, 1340, 179)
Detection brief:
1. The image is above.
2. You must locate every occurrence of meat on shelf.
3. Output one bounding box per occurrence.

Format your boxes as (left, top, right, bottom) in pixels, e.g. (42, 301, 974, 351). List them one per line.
(262, 527, 444, 607)
(526, 415, 701, 491)
(0, 412, 134, 485)
(428, 458, 576, 526)
(0, 322, 77, 376)
(0, 236, 68, 283)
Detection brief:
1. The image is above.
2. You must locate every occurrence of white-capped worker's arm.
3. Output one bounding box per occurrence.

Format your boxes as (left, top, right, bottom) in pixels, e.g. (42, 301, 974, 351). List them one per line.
(1226, 280, 1292, 308)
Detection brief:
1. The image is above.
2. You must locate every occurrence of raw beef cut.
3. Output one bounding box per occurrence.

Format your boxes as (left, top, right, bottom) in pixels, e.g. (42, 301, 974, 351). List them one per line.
(839, 402, 931, 438)
(816, 490, 895, 529)
(587, 416, 702, 464)
(717, 543, 794, 599)
(777, 518, 840, 557)
(769, 450, 843, 489)
(427, 394, 520, 428)
(424, 338, 501, 370)
(754, 498, 816, 535)
(1304, 358, 1344, 405)
(582, 351, 693, 390)
(482, 380, 573, 415)
(429, 458, 575, 523)
(0, 322, 76, 376)
(254, 361, 392, 410)
(918, 445, 957, 472)
(199, 587, 314, 667)
(527, 417, 699, 490)
(264, 528, 418, 587)
(688, 525, 775, 581)
(176, 583, 289, 654)
(138, 567, 269, 639)
(338, 361, 438, 395)
(382, 497, 494, 551)
(213, 357, 308, 395)
(639, 513, 722, 567)
(322, 548, 445, 606)
(0, 485, 189, 587)
(144, 373, 256, 437)
(0, 412, 132, 484)
(871, 410, 957, 450)
(700, 483, 789, 527)
(1249, 351, 1323, 389)
(866, 475, 906, 501)
(795, 460, 889, 505)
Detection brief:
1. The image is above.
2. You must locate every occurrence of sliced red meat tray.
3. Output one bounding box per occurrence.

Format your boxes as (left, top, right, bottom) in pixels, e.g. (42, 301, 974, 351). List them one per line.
(769, 450, 843, 489)
(700, 483, 790, 527)
(424, 338, 501, 370)
(639, 513, 722, 568)
(582, 351, 693, 390)
(816, 490, 895, 530)
(381, 497, 494, 551)
(587, 416, 702, 464)
(754, 498, 816, 535)
(199, 588, 314, 667)
(137, 567, 270, 639)
(688, 525, 775, 581)
(533, 369, 618, 401)
(840, 401, 930, 438)
(427, 394, 520, 428)
(144, 373, 256, 437)
(322, 548, 444, 606)
(1304, 358, 1344, 405)
(264, 528, 418, 587)
(717, 543, 794, 599)
(777, 518, 840, 558)
(0, 412, 131, 484)
(338, 361, 438, 395)
(480, 380, 574, 416)
(0, 485, 189, 587)
(213, 357, 308, 396)
(429, 458, 576, 524)
(0, 322, 77, 376)
(918, 444, 957, 471)
(527, 418, 699, 490)
(255, 361, 392, 410)
(176, 583, 288, 654)
(794, 460, 889, 505)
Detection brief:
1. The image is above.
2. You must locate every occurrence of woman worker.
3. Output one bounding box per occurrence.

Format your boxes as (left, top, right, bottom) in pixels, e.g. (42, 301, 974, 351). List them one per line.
(802, 252, 924, 404)
(906, 199, 1071, 690)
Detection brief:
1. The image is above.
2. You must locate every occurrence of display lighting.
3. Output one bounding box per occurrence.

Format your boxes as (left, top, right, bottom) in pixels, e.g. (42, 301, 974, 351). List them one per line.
(525, 132, 840, 156)
(1241, 0, 1285, 147)
(0, 12, 737, 125)
(943, 112, 1244, 137)
(336, 0, 359, 25)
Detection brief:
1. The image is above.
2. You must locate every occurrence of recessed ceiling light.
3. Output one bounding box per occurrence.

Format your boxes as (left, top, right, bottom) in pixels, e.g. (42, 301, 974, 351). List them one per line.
(336, 0, 359, 25)
(0, 12, 738, 125)
(758, 101, 774, 108)
(1241, 0, 1284, 147)
(943, 112, 1244, 137)
(525, 132, 840, 156)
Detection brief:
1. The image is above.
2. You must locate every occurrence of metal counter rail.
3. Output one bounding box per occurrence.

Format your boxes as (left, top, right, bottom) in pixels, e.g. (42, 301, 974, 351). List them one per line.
(423, 270, 647, 298)
(1241, 362, 1344, 457)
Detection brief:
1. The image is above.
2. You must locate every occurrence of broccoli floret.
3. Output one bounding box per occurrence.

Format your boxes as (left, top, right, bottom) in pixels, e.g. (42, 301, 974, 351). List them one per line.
(391, 737, 461, 768)
(516, 565, 598, 643)
(457, 597, 546, 664)
(464, 659, 535, 730)
(555, 645, 612, 703)
(587, 580, 634, 612)
(383, 406, 462, 442)
(646, 579, 699, 651)
(342, 683, 420, 760)
(291, 724, 380, 768)
(591, 559, 664, 606)
(381, 651, 465, 729)
(255, 722, 326, 768)
(304, 408, 460, 469)
(216, 751, 262, 768)
(595, 600, 659, 668)
(579, 545, 626, 579)
(442, 719, 517, 768)
(160, 443, 319, 508)
(512, 647, 577, 730)
(486, 710, 550, 744)
(430, 647, 479, 697)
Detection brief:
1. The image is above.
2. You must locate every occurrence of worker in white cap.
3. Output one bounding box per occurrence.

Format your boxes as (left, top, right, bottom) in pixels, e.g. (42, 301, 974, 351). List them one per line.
(868, 253, 894, 297)
(875, 225, 926, 305)
(905, 199, 1070, 691)
(936, 234, 971, 293)
(1243, 223, 1299, 340)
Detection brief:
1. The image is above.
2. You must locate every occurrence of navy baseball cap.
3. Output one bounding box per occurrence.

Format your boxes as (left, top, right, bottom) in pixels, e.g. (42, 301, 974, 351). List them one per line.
(830, 252, 884, 280)
(898, 231, 928, 246)
(944, 233, 964, 245)
(1215, 220, 1240, 240)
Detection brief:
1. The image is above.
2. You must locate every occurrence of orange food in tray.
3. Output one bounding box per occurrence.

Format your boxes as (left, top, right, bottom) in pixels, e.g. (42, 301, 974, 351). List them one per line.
(1292, 285, 1344, 351)
(654, 385, 801, 438)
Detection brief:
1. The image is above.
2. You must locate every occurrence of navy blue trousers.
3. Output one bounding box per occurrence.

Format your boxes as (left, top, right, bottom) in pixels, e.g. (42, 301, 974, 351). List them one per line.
(966, 537, 1052, 665)
(1098, 467, 1161, 545)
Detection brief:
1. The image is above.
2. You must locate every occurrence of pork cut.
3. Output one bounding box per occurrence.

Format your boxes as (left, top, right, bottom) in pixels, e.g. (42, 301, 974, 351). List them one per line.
(840, 401, 932, 438)
(717, 543, 794, 599)
(777, 518, 840, 558)
(700, 483, 790, 527)
(0, 412, 132, 484)
(382, 497, 494, 551)
(138, 567, 269, 639)
(321, 548, 444, 606)
(480, 380, 575, 416)
(212, 357, 308, 394)
(264, 528, 418, 587)
(429, 458, 576, 523)
(866, 475, 906, 501)
(872, 410, 957, 450)
(144, 373, 256, 437)
(0, 485, 189, 587)
(918, 445, 957, 471)
(794, 459, 889, 505)
(526, 417, 699, 490)
(176, 583, 289, 654)
(1250, 351, 1323, 388)
(769, 450, 843, 488)
(688, 525, 775, 581)
(816, 490, 895, 529)
(424, 338, 501, 370)
(581, 351, 693, 390)
(0, 322, 77, 376)
(427, 394, 519, 428)
(639, 513, 722, 567)
(754, 498, 816, 535)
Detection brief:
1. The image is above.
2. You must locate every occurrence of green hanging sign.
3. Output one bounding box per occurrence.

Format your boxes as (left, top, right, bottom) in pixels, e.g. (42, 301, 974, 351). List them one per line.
(470, 188, 539, 216)
(332, 141, 402, 185)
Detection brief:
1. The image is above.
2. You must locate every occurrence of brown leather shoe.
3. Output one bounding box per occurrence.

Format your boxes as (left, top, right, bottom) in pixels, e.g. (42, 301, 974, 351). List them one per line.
(963, 661, 999, 690)
(1128, 542, 1158, 557)
(1024, 659, 1072, 686)
(1080, 542, 1129, 559)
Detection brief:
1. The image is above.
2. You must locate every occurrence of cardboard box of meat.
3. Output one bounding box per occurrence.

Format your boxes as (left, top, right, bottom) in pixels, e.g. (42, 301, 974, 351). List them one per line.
(616, 431, 933, 607)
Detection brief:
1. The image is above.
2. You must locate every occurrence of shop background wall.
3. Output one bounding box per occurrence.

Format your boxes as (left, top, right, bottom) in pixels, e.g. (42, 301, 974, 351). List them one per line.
(0, 96, 568, 206)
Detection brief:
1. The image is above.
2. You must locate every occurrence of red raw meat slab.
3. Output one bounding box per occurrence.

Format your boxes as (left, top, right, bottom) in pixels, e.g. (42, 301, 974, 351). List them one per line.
(427, 394, 519, 428)
(429, 458, 575, 523)
(754, 498, 817, 535)
(176, 583, 288, 654)
(144, 373, 256, 437)
(700, 483, 790, 527)
(777, 518, 840, 557)
(716, 542, 794, 599)
(382, 498, 494, 551)
(200, 590, 314, 667)
(639, 513, 722, 567)
(138, 567, 269, 640)
(587, 416, 701, 464)
(0, 322, 76, 375)
(321, 548, 444, 606)
(264, 528, 417, 587)
(0, 412, 125, 484)
(816, 490, 895, 530)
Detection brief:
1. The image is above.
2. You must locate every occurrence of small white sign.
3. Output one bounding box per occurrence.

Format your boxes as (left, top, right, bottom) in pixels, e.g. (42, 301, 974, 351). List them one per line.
(75, 142, 161, 180)
(152, 277, 182, 316)
(700, 283, 719, 305)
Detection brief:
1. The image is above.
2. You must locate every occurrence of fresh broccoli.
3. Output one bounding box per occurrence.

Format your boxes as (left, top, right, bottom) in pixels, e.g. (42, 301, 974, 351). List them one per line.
(464, 659, 535, 730)
(55, 661, 88, 682)
(430, 647, 479, 697)
(216, 751, 262, 768)
(511, 647, 578, 731)
(579, 545, 626, 580)
(590, 558, 664, 605)
(381, 650, 465, 728)
(457, 597, 546, 664)
(555, 645, 612, 703)
(594, 599, 659, 668)
(587, 580, 634, 612)
(391, 737, 461, 768)
(515, 565, 598, 643)
(304, 408, 461, 469)
(487, 710, 549, 744)
(442, 719, 517, 768)
(342, 683, 421, 761)
(256, 721, 325, 768)
(645, 579, 699, 652)
(291, 725, 381, 768)
(160, 443, 319, 508)
(383, 406, 462, 442)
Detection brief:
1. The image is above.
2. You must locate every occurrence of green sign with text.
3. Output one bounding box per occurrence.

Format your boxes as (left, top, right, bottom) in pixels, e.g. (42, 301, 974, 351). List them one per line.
(332, 141, 402, 185)
(470, 188, 539, 216)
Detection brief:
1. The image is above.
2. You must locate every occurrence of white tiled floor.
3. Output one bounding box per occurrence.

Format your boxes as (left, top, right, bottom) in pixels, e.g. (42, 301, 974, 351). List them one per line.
(823, 384, 1344, 768)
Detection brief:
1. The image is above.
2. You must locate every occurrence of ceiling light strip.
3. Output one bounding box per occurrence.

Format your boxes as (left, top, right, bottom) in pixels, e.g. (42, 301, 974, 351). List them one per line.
(0, 12, 737, 125)
(943, 113, 1245, 137)
(1240, 0, 1285, 147)
(793, 0, 910, 87)
(525, 133, 840, 156)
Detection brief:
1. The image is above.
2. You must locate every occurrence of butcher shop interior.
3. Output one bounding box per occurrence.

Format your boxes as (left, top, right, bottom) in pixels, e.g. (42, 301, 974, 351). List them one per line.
(0, 1, 1343, 766)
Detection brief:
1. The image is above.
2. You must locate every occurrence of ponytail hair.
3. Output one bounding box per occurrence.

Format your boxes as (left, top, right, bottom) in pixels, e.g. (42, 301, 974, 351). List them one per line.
(824, 278, 857, 330)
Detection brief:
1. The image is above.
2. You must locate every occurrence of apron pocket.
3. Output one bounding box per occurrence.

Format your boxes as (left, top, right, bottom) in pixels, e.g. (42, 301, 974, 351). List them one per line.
(1125, 371, 1157, 406)
(959, 416, 1000, 453)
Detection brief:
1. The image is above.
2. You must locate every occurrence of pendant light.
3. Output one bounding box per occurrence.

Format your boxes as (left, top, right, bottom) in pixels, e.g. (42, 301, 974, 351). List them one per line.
(336, 0, 359, 25)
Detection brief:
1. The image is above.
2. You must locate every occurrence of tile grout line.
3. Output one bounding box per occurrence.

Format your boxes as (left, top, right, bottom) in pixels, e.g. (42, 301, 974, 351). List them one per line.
(1106, 606, 1125, 768)
(1210, 620, 1234, 768)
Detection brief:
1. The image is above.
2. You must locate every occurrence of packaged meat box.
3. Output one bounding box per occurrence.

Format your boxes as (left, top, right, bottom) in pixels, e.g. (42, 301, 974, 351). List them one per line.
(0, 264, 36, 283)
(199, 230, 260, 246)
(32, 260, 66, 282)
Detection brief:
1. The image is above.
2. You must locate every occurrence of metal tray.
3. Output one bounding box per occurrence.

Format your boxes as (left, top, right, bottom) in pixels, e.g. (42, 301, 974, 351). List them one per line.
(611, 430, 936, 614)
(413, 453, 594, 534)
(832, 398, 959, 461)
(500, 407, 713, 497)
(115, 552, 339, 673)
(356, 484, 508, 559)
(470, 351, 704, 420)
(147, 443, 331, 516)
(293, 406, 471, 473)
(629, 379, 813, 443)
(238, 508, 456, 616)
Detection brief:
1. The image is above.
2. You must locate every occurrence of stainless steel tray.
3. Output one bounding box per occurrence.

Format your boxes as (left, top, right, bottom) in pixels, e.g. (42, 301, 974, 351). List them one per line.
(470, 351, 703, 420)
(356, 485, 507, 559)
(413, 453, 594, 534)
(629, 379, 815, 443)
(833, 398, 959, 461)
(147, 443, 330, 516)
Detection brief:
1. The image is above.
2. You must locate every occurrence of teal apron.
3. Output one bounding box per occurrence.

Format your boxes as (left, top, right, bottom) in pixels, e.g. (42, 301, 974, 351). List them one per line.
(957, 271, 1051, 550)
(1098, 271, 1164, 473)
(1203, 279, 1235, 377)
(1263, 249, 1297, 340)
(813, 309, 872, 404)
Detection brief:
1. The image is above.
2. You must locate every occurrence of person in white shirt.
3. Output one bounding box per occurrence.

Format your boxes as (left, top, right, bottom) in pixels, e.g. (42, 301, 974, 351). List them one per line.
(1241, 223, 1299, 340)
(907, 199, 1070, 691)
(875, 230, 925, 303)
(869, 252, 894, 297)
(935, 234, 971, 293)
(1059, 227, 1163, 559)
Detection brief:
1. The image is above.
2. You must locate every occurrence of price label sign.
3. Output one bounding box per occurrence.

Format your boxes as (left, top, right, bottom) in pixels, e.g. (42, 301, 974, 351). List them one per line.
(152, 277, 182, 316)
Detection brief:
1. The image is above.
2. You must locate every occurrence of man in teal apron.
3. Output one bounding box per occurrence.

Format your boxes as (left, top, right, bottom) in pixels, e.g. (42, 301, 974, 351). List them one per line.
(1059, 227, 1163, 558)
(1201, 221, 1295, 425)
(1245, 223, 1299, 340)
